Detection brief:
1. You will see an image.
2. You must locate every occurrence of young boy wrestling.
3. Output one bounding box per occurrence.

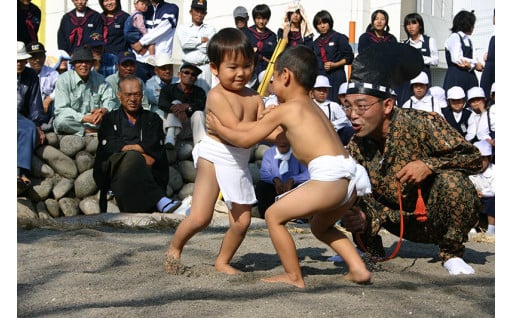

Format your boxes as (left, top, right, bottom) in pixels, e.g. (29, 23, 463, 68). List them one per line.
(206, 45, 372, 288)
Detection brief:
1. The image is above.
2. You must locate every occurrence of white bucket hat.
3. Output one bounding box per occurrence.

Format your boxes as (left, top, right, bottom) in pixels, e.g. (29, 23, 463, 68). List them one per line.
(154, 54, 173, 67)
(467, 87, 485, 101)
(338, 82, 348, 95)
(446, 86, 465, 100)
(410, 71, 429, 85)
(313, 75, 331, 88)
(17, 41, 32, 60)
(473, 140, 492, 156)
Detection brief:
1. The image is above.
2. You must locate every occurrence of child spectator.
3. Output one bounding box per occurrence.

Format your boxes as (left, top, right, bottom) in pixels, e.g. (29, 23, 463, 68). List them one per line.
(164, 28, 264, 275)
(258, 70, 278, 108)
(124, 0, 155, 64)
(465, 86, 488, 143)
(255, 133, 309, 219)
(311, 10, 354, 103)
(442, 86, 475, 139)
(401, 71, 444, 117)
(469, 140, 495, 235)
(311, 75, 353, 145)
(337, 82, 348, 107)
(206, 44, 372, 288)
(246, 4, 277, 89)
(429, 86, 447, 108)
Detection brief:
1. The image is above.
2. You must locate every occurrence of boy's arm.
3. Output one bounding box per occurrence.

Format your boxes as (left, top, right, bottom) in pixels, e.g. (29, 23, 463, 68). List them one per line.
(206, 109, 282, 148)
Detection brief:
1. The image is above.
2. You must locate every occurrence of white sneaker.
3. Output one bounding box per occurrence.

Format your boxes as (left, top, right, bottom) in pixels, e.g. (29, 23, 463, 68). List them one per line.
(469, 228, 477, 234)
(443, 257, 475, 275)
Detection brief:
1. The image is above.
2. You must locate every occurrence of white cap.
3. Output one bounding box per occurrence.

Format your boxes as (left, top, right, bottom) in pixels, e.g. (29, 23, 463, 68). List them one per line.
(258, 70, 273, 83)
(491, 82, 495, 94)
(467, 86, 485, 101)
(446, 86, 465, 100)
(338, 82, 348, 95)
(410, 71, 429, 85)
(473, 140, 492, 156)
(154, 54, 173, 67)
(313, 75, 331, 88)
(429, 86, 445, 100)
(17, 41, 32, 60)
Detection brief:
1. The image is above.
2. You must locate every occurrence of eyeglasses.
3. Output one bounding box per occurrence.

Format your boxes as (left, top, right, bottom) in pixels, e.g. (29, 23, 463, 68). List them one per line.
(181, 70, 198, 77)
(342, 99, 382, 115)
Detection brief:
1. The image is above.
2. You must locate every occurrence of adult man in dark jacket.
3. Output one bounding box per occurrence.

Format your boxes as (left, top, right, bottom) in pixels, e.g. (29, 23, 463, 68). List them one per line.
(93, 75, 180, 213)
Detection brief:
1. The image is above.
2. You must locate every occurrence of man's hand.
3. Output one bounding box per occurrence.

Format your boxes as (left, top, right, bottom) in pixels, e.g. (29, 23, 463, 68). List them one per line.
(89, 108, 108, 125)
(170, 103, 190, 122)
(395, 160, 433, 185)
(42, 96, 52, 113)
(131, 41, 147, 55)
(36, 126, 46, 145)
(340, 206, 367, 233)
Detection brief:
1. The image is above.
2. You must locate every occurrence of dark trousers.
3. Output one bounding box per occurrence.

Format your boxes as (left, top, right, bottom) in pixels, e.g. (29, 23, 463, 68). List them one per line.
(255, 181, 277, 219)
(105, 151, 165, 212)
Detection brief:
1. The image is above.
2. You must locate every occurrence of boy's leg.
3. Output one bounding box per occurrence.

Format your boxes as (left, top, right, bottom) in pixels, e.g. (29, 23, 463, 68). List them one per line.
(263, 179, 370, 287)
(309, 193, 371, 284)
(166, 158, 219, 261)
(215, 202, 252, 274)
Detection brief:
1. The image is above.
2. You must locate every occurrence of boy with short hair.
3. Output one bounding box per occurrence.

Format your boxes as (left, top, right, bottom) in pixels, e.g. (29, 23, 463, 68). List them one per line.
(441, 86, 475, 138)
(206, 45, 372, 288)
(165, 28, 264, 275)
(311, 75, 353, 145)
(401, 71, 444, 117)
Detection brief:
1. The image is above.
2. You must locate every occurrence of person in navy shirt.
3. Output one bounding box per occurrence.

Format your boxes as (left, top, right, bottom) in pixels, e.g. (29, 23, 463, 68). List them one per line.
(57, 0, 104, 55)
(311, 10, 354, 103)
(246, 4, 277, 89)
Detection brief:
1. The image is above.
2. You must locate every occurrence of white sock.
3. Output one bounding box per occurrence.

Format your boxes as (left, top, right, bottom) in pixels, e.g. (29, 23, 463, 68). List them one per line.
(487, 225, 495, 234)
(443, 257, 475, 275)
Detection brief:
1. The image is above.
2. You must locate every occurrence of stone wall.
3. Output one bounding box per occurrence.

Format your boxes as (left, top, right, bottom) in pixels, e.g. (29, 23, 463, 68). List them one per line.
(17, 132, 269, 221)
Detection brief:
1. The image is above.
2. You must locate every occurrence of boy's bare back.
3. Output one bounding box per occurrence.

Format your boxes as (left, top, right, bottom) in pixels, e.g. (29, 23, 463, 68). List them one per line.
(265, 93, 349, 165)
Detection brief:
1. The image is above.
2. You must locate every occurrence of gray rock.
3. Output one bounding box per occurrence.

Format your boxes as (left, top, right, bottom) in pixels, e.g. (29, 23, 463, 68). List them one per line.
(31, 155, 55, 178)
(59, 197, 80, 217)
(249, 162, 260, 184)
(254, 144, 270, 160)
(45, 132, 59, 148)
(17, 198, 37, 220)
(165, 185, 174, 198)
(74, 169, 97, 198)
(168, 166, 184, 192)
(45, 198, 60, 217)
(75, 151, 94, 174)
(84, 135, 98, 154)
(36, 145, 78, 179)
(177, 160, 196, 183)
(53, 177, 74, 200)
(79, 196, 101, 215)
(59, 135, 85, 157)
(177, 142, 193, 161)
(178, 183, 194, 200)
(28, 177, 53, 201)
(106, 200, 120, 213)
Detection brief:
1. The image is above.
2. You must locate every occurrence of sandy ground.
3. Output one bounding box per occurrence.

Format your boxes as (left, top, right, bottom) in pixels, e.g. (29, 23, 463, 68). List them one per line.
(17, 213, 495, 318)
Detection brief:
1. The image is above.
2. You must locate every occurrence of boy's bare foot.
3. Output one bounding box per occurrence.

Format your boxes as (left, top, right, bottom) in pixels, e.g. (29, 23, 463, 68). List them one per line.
(261, 273, 305, 288)
(215, 263, 241, 275)
(163, 255, 185, 275)
(343, 269, 371, 284)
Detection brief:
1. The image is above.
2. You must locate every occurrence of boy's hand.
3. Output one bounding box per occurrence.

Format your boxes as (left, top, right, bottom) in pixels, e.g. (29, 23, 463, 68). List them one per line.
(259, 106, 277, 119)
(205, 111, 220, 135)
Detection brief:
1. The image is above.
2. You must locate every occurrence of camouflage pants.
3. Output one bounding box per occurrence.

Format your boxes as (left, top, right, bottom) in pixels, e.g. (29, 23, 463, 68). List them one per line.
(358, 171, 481, 263)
